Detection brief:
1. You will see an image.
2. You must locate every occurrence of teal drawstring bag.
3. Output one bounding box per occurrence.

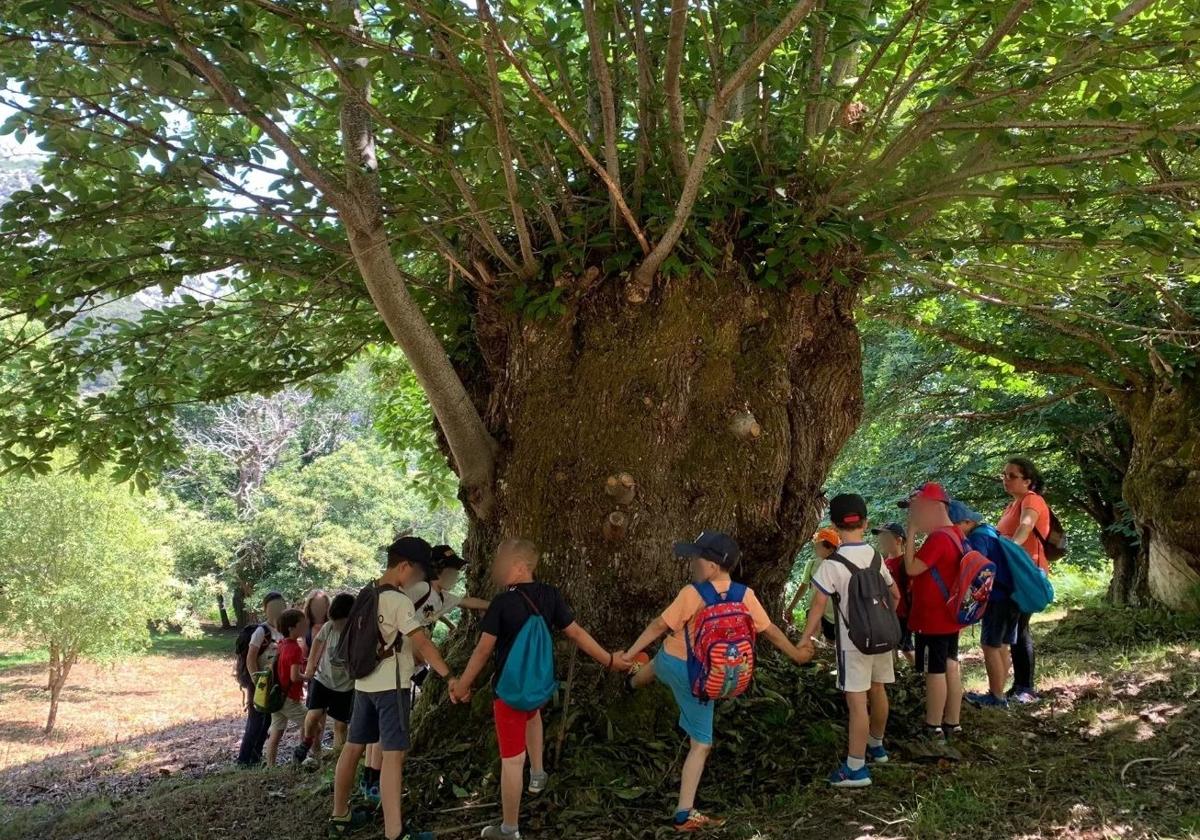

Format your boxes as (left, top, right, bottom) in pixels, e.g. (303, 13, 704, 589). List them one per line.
(495, 590, 557, 712)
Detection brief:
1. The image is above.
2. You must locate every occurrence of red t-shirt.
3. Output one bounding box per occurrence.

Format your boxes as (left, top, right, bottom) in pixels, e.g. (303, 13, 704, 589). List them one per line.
(907, 526, 965, 635)
(883, 555, 909, 618)
(276, 638, 305, 701)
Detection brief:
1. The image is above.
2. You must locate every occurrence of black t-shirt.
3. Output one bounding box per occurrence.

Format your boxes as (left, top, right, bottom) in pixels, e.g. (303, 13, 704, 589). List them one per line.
(479, 582, 575, 686)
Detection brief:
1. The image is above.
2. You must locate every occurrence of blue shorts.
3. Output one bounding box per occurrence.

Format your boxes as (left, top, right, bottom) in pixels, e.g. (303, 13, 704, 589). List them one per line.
(654, 650, 713, 745)
(981, 598, 1021, 648)
(348, 688, 411, 751)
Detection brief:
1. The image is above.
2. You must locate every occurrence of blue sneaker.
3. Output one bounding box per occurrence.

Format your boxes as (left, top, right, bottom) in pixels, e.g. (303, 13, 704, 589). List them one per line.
(867, 744, 889, 763)
(967, 691, 1010, 709)
(828, 761, 872, 788)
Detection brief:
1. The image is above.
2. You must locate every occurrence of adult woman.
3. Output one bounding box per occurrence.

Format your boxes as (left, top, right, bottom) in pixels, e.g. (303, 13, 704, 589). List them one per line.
(996, 457, 1051, 704)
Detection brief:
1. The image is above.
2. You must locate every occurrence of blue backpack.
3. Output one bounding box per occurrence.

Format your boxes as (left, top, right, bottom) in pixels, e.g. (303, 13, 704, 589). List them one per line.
(977, 524, 1055, 614)
(495, 589, 557, 712)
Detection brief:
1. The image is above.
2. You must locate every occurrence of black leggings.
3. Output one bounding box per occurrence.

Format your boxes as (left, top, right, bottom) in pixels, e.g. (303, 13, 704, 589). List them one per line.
(1011, 611, 1036, 691)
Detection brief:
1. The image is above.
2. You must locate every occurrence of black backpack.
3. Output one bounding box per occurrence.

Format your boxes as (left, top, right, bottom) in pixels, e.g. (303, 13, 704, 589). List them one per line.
(234, 622, 271, 688)
(337, 583, 404, 680)
(830, 551, 903, 655)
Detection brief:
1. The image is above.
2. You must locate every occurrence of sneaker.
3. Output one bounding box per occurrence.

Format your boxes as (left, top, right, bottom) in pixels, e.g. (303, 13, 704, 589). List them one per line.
(359, 783, 380, 808)
(673, 810, 726, 832)
(828, 761, 872, 788)
(527, 770, 548, 794)
(293, 742, 310, 764)
(302, 755, 320, 770)
(480, 825, 521, 840)
(402, 829, 436, 840)
(967, 691, 1010, 708)
(866, 744, 889, 763)
(328, 808, 372, 837)
(1011, 689, 1039, 705)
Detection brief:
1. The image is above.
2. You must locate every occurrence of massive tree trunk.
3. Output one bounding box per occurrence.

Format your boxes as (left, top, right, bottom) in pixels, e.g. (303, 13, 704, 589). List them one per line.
(458, 272, 863, 640)
(1122, 376, 1200, 611)
(1105, 525, 1150, 607)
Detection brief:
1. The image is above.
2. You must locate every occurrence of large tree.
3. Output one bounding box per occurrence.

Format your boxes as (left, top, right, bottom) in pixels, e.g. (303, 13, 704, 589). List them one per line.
(0, 0, 1197, 631)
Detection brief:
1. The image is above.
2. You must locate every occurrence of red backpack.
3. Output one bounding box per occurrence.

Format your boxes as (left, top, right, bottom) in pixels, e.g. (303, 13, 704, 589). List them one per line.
(930, 530, 995, 627)
(684, 582, 757, 702)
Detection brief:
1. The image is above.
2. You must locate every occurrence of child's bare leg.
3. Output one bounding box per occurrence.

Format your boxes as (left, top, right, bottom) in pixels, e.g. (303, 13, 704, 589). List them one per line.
(332, 742, 365, 817)
(944, 659, 963, 726)
(500, 751, 526, 828)
(676, 738, 711, 814)
(367, 741, 382, 771)
(526, 711, 544, 775)
(379, 748, 405, 840)
(868, 682, 889, 741)
(333, 721, 348, 751)
(630, 658, 656, 689)
(312, 711, 327, 757)
(266, 725, 283, 766)
(845, 691, 869, 760)
(924, 673, 947, 727)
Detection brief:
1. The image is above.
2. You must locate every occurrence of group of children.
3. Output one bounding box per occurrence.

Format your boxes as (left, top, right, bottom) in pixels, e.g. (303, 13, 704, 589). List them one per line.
(233, 455, 1057, 839)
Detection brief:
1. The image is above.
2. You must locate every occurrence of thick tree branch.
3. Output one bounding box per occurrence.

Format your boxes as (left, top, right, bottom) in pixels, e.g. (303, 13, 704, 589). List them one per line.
(631, 0, 820, 298)
(484, 5, 649, 254)
(333, 0, 498, 517)
(936, 383, 1092, 422)
(581, 0, 623, 232)
(664, 0, 690, 181)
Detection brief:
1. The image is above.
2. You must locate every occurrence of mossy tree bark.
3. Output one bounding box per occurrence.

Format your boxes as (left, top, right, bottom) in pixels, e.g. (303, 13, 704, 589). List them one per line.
(455, 269, 863, 641)
(1122, 377, 1200, 611)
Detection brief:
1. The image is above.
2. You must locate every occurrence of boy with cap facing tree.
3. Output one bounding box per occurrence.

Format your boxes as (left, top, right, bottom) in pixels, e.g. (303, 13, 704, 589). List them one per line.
(901, 483, 966, 745)
(621, 531, 813, 831)
(329, 536, 455, 840)
(784, 527, 841, 640)
(949, 501, 1018, 709)
(872, 522, 914, 665)
(800, 494, 902, 787)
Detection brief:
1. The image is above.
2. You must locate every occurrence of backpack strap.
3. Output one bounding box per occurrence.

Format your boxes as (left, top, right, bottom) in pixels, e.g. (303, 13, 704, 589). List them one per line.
(412, 583, 434, 612)
(512, 585, 544, 620)
(692, 581, 720, 607)
(724, 582, 747, 604)
(928, 529, 963, 603)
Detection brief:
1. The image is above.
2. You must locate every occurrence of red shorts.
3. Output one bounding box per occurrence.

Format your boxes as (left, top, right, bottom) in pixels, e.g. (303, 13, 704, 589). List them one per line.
(493, 699, 539, 759)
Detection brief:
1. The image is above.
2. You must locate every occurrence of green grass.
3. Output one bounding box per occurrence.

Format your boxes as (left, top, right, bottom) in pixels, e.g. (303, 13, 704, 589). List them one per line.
(0, 647, 48, 671)
(0, 628, 233, 673)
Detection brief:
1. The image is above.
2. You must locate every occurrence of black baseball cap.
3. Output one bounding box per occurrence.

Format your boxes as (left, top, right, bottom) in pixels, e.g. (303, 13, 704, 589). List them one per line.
(871, 522, 907, 541)
(432, 544, 467, 572)
(674, 531, 740, 569)
(829, 493, 868, 528)
(384, 536, 433, 572)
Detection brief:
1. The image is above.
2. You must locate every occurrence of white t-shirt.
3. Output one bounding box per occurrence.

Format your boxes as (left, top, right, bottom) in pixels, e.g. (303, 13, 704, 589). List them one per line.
(354, 589, 420, 693)
(249, 624, 285, 670)
(812, 543, 895, 643)
(404, 581, 463, 628)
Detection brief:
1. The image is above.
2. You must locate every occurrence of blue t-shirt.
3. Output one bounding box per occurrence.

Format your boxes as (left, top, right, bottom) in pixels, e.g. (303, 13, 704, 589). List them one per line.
(966, 524, 1013, 601)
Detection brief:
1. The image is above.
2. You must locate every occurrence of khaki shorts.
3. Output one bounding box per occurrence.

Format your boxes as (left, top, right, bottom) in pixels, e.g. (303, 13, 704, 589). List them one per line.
(270, 697, 308, 732)
(836, 647, 896, 693)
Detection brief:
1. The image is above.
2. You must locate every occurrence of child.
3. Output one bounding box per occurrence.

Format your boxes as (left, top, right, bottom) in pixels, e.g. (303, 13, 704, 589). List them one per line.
(295, 591, 356, 766)
(449, 539, 625, 840)
(329, 537, 454, 840)
(872, 522, 914, 664)
(784, 528, 841, 641)
(407, 544, 491, 630)
(266, 608, 310, 766)
(950, 501, 1018, 709)
(801, 495, 902, 787)
(236, 591, 285, 766)
(901, 483, 965, 745)
(621, 531, 813, 831)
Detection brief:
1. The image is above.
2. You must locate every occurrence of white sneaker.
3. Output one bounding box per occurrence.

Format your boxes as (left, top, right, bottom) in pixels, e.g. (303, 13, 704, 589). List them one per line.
(527, 770, 548, 794)
(481, 825, 521, 840)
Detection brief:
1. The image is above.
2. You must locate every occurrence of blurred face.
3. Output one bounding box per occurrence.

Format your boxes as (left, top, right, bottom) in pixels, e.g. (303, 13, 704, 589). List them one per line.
(688, 555, 721, 583)
(491, 550, 514, 586)
(293, 616, 310, 639)
(309, 594, 330, 622)
(1002, 462, 1032, 497)
(907, 497, 945, 533)
(437, 567, 461, 591)
(264, 598, 285, 626)
(876, 531, 901, 557)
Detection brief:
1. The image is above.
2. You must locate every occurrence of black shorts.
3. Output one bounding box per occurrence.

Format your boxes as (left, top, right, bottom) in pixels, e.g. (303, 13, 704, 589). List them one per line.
(898, 615, 914, 653)
(915, 633, 960, 675)
(820, 617, 836, 642)
(306, 679, 355, 724)
(980, 599, 1021, 648)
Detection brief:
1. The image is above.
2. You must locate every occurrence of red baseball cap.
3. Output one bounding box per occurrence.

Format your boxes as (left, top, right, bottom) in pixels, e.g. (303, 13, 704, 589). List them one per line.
(897, 482, 950, 508)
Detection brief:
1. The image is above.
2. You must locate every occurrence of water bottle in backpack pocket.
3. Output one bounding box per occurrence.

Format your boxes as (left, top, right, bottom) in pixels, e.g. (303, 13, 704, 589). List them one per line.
(685, 582, 758, 702)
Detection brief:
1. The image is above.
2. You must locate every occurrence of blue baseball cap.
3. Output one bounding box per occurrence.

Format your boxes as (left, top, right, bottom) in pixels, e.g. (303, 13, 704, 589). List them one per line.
(948, 500, 984, 525)
(674, 531, 740, 568)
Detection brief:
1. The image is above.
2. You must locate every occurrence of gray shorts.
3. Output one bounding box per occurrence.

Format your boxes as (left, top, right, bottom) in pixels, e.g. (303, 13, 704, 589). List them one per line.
(348, 688, 411, 751)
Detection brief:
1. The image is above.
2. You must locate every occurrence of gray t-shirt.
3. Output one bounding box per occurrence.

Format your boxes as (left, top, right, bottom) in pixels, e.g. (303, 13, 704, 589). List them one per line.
(313, 621, 353, 693)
